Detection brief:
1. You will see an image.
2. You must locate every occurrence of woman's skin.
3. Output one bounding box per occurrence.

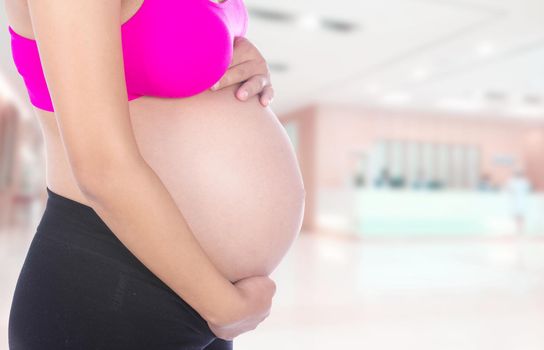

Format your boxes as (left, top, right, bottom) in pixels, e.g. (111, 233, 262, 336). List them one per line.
(6, 0, 304, 341)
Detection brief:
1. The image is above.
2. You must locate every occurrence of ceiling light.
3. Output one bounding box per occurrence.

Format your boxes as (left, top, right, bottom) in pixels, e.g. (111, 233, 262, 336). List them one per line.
(268, 62, 289, 73)
(247, 6, 358, 33)
(505, 105, 544, 117)
(297, 13, 321, 30)
(476, 42, 496, 57)
(381, 92, 412, 105)
(321, 18, 358, 33)
(523, 94, 542, 105)
(412, 67, 430, 80)
(246, 7, 294, 22)
(436, 97, 484, 112)
(484, 90, 508, 102)
(362, 84, 382, 95)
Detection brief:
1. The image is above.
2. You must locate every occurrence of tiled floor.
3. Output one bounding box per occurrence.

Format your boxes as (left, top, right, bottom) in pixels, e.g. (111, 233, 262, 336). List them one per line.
(2, 215, 544, 349)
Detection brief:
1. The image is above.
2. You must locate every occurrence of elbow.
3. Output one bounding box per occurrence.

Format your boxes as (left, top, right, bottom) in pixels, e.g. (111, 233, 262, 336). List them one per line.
(72, 162, 114, 202)
(73, 167, 107, 202)
(71, 154, 144, 202)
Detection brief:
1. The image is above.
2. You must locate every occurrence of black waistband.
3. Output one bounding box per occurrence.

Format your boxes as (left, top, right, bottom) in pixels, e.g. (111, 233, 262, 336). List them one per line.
(39, 187, 122, 245)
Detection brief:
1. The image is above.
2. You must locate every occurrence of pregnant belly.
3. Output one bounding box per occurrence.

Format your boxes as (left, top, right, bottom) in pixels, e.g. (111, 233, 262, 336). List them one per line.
(128, 84, 306, 282)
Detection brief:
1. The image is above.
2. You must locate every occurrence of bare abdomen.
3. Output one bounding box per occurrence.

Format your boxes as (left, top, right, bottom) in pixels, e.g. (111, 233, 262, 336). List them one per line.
(128, 85, 305, 282)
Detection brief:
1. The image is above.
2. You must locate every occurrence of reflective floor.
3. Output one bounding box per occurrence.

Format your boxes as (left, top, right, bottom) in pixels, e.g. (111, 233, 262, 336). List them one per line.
(1, 213, 544, 349)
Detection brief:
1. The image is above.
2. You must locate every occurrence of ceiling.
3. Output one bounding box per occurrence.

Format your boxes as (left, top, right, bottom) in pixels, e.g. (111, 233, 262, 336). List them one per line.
(1, 0, 543, 120)
(245, 0, 544, 119)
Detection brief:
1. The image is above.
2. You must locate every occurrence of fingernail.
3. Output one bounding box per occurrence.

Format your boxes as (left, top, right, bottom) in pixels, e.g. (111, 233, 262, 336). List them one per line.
(210, 83, 219, 91)
(239, 90, 248, 99)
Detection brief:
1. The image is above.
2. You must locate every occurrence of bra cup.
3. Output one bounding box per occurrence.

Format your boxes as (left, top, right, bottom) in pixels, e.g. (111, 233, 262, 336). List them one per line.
(122, 2, 234, 98)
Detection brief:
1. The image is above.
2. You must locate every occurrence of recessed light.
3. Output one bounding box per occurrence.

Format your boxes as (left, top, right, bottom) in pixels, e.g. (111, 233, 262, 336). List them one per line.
(476, 42, 496, 57)
(484, 90, 508, 102)
(506, 105, 544, 117)
(523, 94, 542, 105)
(321, 18, 358, 33)
(381, 92, 412, 105)
(297, 13, 321, 30)
(362, 84, 381, 94)
(412, 67, 430, 80)
(436, 97, 484, 112)
(247, 6, 358, 33)
(246, 7, 294, 22)
(268, 62, 289, 73)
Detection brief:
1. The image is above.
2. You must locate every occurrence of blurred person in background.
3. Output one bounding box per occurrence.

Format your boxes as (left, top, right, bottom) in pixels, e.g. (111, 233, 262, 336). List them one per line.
(478, 173, 494, 191)
(412, 168, 427, 190)
(506, 168, 532, 235)
(374, 168, 392, 188)
(5, 0, 305, 349)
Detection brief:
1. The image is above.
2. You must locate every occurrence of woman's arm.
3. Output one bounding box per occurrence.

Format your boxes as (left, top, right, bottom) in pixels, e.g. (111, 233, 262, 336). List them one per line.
(26, 0, 274, 331)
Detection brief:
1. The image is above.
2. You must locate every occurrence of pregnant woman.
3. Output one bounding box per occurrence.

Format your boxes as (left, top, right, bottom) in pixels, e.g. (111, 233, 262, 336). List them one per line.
(6, 0, 305, 349)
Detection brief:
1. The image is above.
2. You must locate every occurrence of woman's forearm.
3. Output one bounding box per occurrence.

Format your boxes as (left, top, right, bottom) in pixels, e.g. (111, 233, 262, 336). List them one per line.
(75, 156, 242, 325)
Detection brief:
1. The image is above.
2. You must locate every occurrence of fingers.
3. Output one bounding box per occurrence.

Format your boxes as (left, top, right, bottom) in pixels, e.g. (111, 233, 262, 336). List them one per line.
(212, 58, 265, 91)
(259, 85, 275, 107)
(236, 74, 269, 101)
(262, 276, 277, 295)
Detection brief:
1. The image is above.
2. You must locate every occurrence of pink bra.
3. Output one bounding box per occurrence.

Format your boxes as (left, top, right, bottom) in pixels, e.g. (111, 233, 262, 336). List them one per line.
(8, 0, 249, 112)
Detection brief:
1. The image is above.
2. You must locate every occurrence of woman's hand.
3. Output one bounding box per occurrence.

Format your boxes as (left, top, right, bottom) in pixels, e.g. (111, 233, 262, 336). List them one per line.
(210, 36, 275, 107)
(206, 275, 277, 340)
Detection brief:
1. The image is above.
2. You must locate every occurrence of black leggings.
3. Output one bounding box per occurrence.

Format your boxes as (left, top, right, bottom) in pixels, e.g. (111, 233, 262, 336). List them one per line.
(8, 187, 233, 350)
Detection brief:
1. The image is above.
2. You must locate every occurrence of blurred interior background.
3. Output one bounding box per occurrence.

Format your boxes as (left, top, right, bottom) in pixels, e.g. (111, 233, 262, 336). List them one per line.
(1, 0, 544, 349)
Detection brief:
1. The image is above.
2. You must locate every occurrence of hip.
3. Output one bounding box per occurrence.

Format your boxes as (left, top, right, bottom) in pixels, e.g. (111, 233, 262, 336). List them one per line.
(8, 187, 222, 349)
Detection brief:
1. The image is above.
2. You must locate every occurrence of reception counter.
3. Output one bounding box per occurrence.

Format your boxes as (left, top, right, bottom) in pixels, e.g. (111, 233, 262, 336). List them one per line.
(317, 188, 544, 237)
